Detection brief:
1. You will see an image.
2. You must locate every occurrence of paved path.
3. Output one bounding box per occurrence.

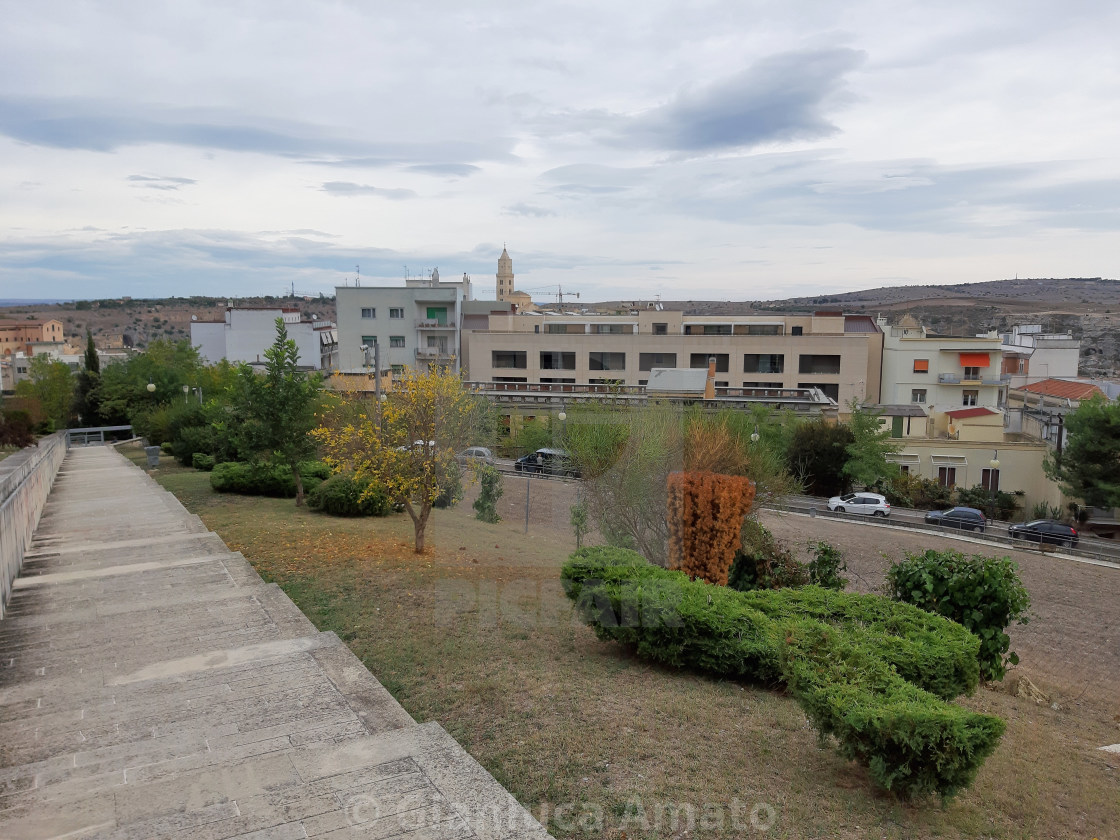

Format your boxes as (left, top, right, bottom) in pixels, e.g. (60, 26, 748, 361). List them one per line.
(0, 447, 551, 840)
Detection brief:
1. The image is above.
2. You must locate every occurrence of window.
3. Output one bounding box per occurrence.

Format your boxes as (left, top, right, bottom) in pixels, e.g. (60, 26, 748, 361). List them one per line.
(589, 351, 626, 370)
(937, 467, 957, 488)
(798, 354, 841, 375)
(962, 390, 979, 406)
(389, 308, 404, 319)
(593, 324, 627, 334)
(898, 464, 911, 475)
(913, 359, 929, 373)
(389, 336, 405, 348)
(361, 307, 376, 319)
(742, 381, 783, 388)
(639, 352, 677, 371)
(493, 350, 527, 369)
(493, 376, 527, 383)
(540, 351, 576, 370)
(361, 335, 377, 348)
(425, 307, 448, 325)
(541, 377, 575, 384)
(689, 353, 729, 372)
(963, 366, 981, 380)
(891, 416, 904, 438)
(546, 324, 581, 334)
(652, 323, 668, 335)
(911, 389, 927, 403)
(391, 364, 405, 375)
(684, 324, 731, 336)
(791, 326, 803, 336)
(744, 353, 784, 374)
(746, 324, 781, 336)
(981, 468, 1000, 492)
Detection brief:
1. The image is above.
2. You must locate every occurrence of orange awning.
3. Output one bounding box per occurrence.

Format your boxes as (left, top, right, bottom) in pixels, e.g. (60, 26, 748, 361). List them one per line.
(959, 352, 990, 367)
(913, 359, 929, 372)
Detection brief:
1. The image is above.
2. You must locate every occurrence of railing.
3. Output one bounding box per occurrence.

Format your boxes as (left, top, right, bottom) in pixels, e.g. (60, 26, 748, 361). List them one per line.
(415, 348, 452, 359)
(416, 320, 453, 329)
(1, 433, 68, 619)
(66, 424, 133, 446)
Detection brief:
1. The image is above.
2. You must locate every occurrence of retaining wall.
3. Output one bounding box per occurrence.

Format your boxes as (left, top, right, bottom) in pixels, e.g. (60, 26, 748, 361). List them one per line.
(0, 433, 68, 618)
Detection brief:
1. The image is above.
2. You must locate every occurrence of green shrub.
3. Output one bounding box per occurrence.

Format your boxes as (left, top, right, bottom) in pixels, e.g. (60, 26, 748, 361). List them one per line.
(473, 465, 503, 523)
(879, 472, 951, 510)
(806, 540, 847, 589)
(727, 520, 808, 591)
(956, 484, 1019, 521)
(192, 453, 216, 471)
(433, 462, 463, 509)
(210, 460, 325, 498)
(562, 548, 1000, 799)
(307, 472, 391, 516)
(0, 410, 34, 447)
(887, 549, 1031, 682)
(160, 441, 173, 454)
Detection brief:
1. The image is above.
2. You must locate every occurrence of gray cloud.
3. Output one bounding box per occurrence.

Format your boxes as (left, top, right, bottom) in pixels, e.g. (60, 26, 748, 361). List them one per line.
(0, 96, 514, 167)
(127, 175, 197, 191)
(319, 182, 417, 200)
(503, 203, 556, 217)
(621, 49, 866, 152)
(405, 163, 481, 178)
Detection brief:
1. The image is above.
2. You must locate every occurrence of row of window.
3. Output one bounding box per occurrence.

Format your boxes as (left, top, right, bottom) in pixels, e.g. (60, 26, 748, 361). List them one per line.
(362, 335, 406, 348)
(360, 308, 406, 319)
(492, 351, 840, 374)
(911, 359, 983, 379)
(537, 323, 803, 336)
(910, 389, 979, 405)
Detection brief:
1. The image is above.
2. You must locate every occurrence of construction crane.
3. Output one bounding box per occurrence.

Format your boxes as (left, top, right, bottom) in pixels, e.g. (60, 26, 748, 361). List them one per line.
(526, 285, 581, 304)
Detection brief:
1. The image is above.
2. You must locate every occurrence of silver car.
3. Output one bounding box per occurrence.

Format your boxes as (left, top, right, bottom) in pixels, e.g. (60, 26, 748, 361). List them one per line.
(456, 446, 495, 467)
(827, 492, 891, 517)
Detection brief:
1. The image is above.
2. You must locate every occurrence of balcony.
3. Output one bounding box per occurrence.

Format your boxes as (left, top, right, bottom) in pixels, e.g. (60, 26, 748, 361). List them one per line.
(416, 319, 455, 329)
(938, 373, 1009, 385)
(415, 347, 453, 360)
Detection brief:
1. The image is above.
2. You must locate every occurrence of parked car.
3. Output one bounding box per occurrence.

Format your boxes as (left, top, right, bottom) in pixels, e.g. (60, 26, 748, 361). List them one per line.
(827, 492, 891, 517)
(456, 446, 495, 467)
(514, 447, 580, 477)
(1008, 519, 1079, 547)
(924, 506, 987, 532)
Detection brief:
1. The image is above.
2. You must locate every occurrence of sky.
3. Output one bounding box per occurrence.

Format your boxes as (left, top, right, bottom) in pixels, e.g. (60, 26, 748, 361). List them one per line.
(2, 0, 1119, 304)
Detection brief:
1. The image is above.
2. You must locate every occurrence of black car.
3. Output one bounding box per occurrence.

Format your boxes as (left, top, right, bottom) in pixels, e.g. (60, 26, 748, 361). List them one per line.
(513, 447, 580, 478)
(924, 506, 987, 532)
(1008, 519, 1079, 547)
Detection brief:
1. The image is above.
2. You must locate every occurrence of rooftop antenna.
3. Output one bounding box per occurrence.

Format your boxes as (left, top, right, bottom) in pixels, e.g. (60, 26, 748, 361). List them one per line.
(355, 265, 360, 287)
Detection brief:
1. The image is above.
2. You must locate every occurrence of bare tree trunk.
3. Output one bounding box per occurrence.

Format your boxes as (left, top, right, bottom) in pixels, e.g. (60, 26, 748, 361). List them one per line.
(402, 500, 430, 553)
(293, 467, 305, 507)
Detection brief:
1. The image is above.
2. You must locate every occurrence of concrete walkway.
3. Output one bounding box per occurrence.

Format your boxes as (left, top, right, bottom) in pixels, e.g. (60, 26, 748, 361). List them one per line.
(0, 447, 551, 840)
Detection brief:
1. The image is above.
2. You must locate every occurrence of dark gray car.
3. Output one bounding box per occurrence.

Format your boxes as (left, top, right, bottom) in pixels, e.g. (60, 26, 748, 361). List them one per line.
(924, 506, 987, 532)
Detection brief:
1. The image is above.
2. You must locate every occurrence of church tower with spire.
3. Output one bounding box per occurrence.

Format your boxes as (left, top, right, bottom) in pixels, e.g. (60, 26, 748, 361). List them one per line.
(496, 247, 514, 302)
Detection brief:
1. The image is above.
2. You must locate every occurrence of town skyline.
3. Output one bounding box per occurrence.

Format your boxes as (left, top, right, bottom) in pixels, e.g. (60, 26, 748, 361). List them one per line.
(3, 1, 1119, 301)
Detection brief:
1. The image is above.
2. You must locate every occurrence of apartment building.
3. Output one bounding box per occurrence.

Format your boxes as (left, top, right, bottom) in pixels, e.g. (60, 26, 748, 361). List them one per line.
(191, 307, 335, 371)
(335, 274, 471, 376)
(999, 325, 1080, 387)
(465, 309, 883, 407)
(878, 315, 1006, 414)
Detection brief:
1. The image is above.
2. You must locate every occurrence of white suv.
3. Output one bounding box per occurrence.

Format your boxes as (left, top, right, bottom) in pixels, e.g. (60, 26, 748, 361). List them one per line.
(827, 492, 891, 517)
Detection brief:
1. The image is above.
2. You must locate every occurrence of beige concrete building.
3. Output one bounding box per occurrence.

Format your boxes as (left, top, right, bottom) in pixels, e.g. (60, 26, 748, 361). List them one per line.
(0, 319, 64, 358)
(463, 309, 884, 408)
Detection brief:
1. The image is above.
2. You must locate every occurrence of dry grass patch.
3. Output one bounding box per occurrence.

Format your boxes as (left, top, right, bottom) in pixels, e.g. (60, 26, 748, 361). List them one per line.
(127, 447, 1120, 839)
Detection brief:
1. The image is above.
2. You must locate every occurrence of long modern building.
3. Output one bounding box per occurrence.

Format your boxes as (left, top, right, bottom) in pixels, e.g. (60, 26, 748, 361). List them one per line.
(463, 308, 884, 408)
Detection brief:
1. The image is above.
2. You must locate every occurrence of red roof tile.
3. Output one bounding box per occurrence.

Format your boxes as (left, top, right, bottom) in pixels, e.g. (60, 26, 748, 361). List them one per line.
(1020, 378, 1104, 401)
(945, 407, 1000, 419)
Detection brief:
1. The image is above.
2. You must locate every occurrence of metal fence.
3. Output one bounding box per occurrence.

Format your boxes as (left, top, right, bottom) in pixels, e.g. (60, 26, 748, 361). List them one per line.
(0, 433, 69, 619)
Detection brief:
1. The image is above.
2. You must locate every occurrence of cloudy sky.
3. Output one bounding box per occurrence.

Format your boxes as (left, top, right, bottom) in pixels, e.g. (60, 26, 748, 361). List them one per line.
(2, 0, 1119, 303)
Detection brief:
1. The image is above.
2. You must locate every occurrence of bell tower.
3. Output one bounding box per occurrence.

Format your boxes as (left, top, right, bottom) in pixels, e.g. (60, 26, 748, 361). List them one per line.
(496, 247, 514, 302)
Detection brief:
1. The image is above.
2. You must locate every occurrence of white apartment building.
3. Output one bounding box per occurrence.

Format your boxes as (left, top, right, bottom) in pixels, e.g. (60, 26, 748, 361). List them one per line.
(335, 272, 472, 376)
(465, 309, 884, 407)
(999, 324, 1081, 388)
(877, 316, 1006, 415)
(191, 307, 334, 371)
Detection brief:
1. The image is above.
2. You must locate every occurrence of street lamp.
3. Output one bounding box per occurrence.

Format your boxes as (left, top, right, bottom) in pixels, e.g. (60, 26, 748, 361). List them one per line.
(989, 450, 1000, 469)
(750, 425, 760, 444)
(183, 384, 190, 404)
(558, 406, 567, 444)
(146, 381, 156, 393)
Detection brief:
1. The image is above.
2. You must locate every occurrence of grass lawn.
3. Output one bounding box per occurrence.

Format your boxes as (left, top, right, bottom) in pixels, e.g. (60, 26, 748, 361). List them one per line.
(128, 447, 1119, 840)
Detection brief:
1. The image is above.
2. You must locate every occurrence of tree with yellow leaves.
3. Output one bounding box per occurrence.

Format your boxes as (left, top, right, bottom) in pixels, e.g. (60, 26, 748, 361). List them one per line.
(314, 365, 488, 553)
